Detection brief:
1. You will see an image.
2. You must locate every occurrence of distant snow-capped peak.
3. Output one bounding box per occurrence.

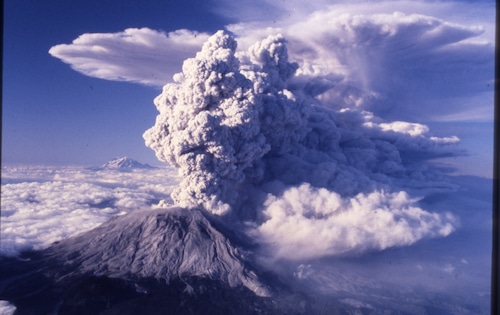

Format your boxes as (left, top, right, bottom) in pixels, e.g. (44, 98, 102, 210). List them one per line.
(100, 157, 156, 170)
(86, 157, 157, 171)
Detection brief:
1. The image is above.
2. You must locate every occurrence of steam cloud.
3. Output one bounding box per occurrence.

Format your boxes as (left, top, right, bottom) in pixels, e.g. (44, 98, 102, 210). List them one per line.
(143, 31, 460, 260)
(255, 185, 455, 260)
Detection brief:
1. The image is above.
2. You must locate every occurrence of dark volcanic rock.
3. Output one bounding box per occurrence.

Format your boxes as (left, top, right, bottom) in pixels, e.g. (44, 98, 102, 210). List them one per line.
(0, 265, 302, 315)
(56, 276, 286, 315)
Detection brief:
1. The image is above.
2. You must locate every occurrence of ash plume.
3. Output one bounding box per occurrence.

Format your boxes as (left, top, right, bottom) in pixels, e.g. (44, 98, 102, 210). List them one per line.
(144, 30, 460, 259)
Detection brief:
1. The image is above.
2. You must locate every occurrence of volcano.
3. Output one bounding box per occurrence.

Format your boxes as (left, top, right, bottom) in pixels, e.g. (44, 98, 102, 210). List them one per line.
(0, 208, 321, 314)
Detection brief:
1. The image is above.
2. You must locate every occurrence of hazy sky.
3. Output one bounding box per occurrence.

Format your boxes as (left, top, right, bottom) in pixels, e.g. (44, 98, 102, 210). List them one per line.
(2, 0, 495, 177)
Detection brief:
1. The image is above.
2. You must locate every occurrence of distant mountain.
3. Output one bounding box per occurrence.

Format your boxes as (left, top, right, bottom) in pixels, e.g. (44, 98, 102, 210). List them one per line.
(89, 157, 157, 171)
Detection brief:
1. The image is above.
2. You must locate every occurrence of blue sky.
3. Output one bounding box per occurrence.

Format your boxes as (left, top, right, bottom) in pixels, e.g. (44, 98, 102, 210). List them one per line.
(3, 0, 228, 166)
(2, 0, 495, 177)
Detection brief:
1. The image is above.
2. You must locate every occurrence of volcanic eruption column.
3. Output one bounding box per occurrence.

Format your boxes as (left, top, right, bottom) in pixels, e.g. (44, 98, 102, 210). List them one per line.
(144, 31, 457, 260)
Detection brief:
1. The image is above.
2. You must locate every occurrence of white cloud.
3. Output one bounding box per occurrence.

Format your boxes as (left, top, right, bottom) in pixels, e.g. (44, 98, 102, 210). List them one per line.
(49, 28, 210, 86)
(0, 165, 179, 256)
(0, 301, 16, 315)
(376, 121, 429, 137)
(252, 184, 456, 260)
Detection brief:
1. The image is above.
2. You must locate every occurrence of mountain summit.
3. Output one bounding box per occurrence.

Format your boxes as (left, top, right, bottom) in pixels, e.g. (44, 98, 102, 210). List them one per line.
(0, 208, 307, 314)
(96, 157, 156, 170)
(45, 207, 270, 297)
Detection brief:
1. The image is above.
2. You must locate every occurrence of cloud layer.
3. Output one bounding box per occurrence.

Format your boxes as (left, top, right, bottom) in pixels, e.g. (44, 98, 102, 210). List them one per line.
(0, 166, 178, 256)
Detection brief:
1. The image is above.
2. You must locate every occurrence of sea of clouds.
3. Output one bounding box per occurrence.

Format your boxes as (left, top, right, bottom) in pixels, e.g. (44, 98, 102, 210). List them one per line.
(0, 165, 178, 256)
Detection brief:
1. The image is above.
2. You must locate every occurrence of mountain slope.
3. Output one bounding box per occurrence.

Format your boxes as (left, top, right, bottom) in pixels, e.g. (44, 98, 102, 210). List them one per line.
(44, 207, 270, 297)
(1, 208, 315, 314)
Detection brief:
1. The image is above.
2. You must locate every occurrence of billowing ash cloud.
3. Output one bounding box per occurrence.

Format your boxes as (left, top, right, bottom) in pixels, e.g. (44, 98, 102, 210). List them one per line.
(228, 10, 494, 122)
(254, 185, 456, 260)
(144, 31, 460, 259)
(143, 32, 308, 214)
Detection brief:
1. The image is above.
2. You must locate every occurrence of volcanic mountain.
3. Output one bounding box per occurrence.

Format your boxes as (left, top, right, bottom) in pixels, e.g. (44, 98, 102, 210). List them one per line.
(0, 208, 318, 314)
(89, 157, 157, 171)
